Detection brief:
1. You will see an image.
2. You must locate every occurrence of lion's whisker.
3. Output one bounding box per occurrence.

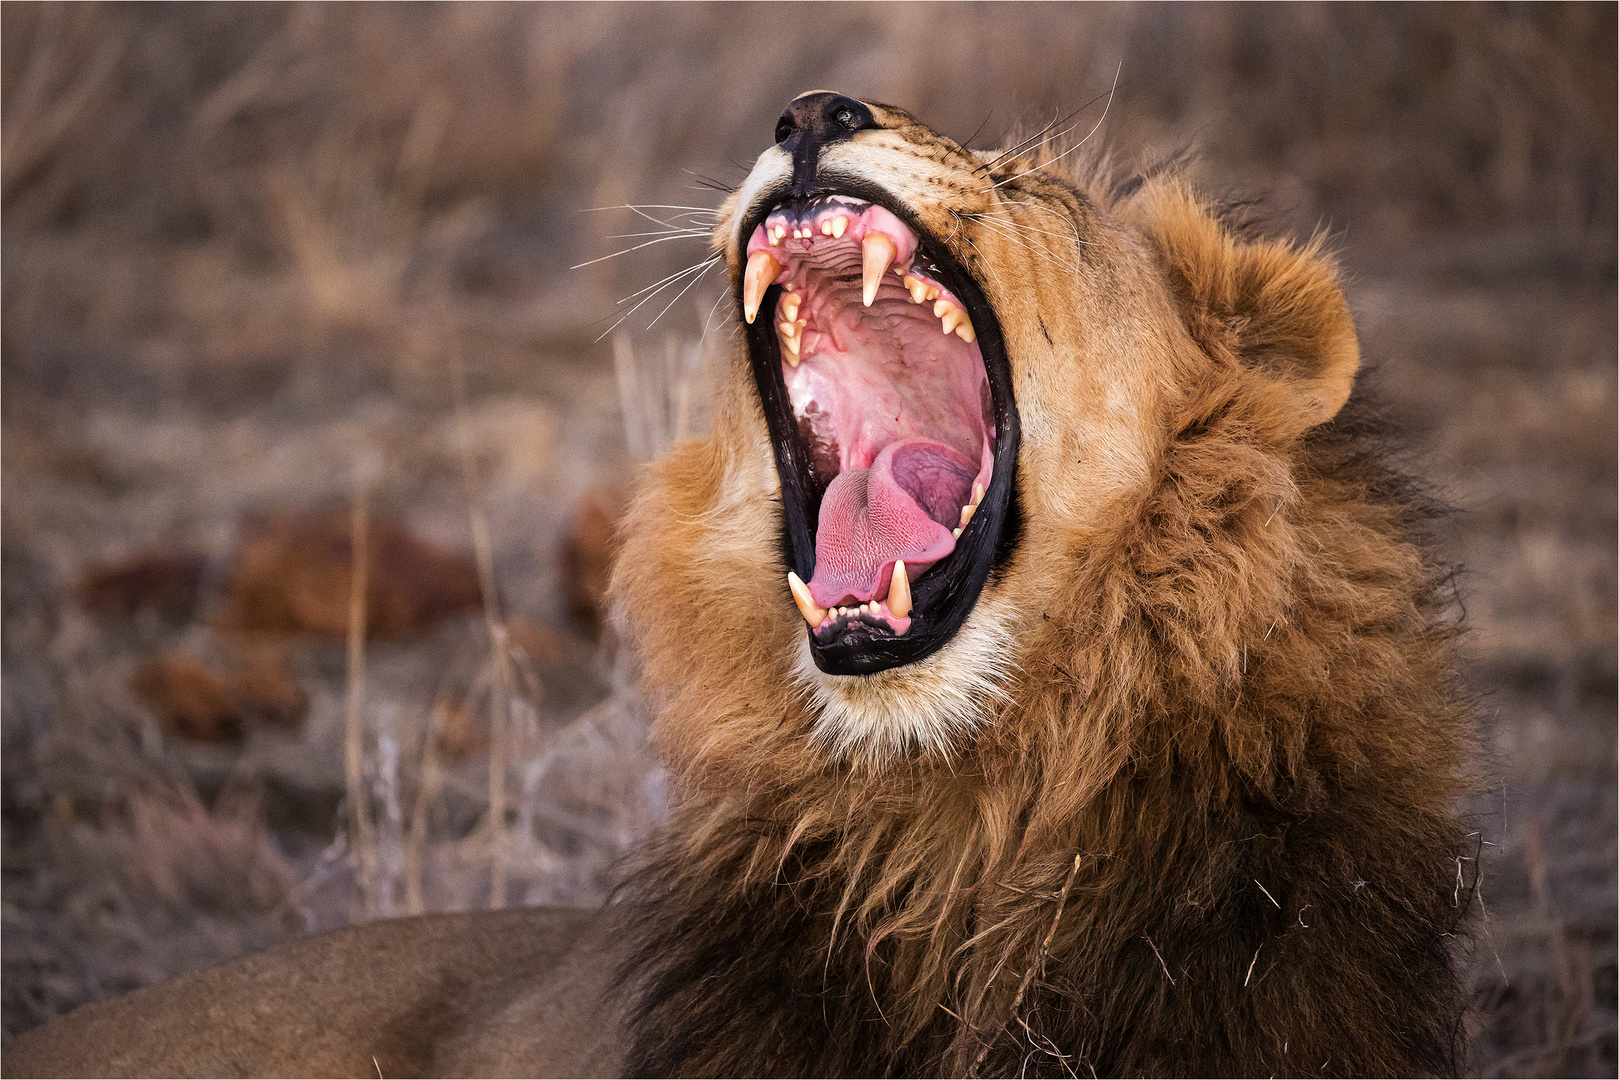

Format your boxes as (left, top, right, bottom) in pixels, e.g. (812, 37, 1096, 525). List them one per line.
(595, 255, 721, 341)
(994, 61, 1121, 189)
(965, 214, 1081, 274)
(615, 254, 722, 305)
(571, 232, 716, 271)
(643, 257, 722, 331)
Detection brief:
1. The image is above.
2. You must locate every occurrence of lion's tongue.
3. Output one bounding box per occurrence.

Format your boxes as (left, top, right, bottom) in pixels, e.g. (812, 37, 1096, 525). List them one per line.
(806, 439, 976, 609)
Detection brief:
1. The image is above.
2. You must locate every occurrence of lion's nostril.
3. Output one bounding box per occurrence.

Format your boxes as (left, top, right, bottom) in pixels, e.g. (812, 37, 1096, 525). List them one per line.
(777, 93, 876, 147)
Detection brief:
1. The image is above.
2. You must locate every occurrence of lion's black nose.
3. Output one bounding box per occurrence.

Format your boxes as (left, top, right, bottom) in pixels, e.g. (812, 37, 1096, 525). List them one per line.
(776, 93, 877, 197)
(775, 93, 877, 147)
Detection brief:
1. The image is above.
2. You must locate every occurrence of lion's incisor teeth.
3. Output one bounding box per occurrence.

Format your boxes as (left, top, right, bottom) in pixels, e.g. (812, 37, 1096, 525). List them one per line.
(888, 561, 911, 619)
(743, 251, 781, 324)
(861, 232, 897, 307)
(787, 572, 825, 627)
(831, 215, 848, 238)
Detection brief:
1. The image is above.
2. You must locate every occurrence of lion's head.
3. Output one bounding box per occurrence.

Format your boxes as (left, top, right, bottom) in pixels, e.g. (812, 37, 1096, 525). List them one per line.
(617, 92, 1362, 769)
(612, 93, 1467, 1078)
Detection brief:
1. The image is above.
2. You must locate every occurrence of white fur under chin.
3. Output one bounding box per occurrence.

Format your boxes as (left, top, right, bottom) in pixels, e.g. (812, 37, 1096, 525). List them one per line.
(793, 594, 1019, 768)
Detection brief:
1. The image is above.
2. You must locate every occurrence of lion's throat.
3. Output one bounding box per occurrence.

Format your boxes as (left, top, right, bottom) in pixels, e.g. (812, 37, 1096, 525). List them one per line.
(805, 438, 972, 609)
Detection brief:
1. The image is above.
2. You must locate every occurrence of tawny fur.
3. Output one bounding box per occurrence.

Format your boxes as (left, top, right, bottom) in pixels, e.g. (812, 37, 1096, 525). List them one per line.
(612, 101, 1473, 1077)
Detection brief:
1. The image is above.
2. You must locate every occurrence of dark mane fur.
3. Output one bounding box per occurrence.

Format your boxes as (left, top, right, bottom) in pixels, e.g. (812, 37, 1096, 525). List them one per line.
(614, 383, 1474, 1077)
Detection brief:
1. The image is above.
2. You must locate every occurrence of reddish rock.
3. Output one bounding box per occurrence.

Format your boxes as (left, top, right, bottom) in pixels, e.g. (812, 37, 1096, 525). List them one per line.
(220, 511, 481, 639)
(128, 654, 241, 743)
(76, 548, 207, 623)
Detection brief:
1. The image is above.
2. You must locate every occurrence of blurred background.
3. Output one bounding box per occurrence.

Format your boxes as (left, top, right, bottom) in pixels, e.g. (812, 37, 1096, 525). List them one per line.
(1, 4, 1613, 1074)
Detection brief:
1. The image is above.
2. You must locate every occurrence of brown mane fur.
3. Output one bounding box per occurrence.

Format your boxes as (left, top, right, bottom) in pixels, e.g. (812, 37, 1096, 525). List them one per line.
(610, 105, 1473, 1077)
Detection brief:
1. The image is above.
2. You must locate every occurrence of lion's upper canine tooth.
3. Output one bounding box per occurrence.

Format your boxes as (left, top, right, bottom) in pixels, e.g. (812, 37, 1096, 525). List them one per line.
(861, 233, 897, 307)
(787, 572, 826, 627)
(743, 251, 781, 324)
(888, 561, 911, 619)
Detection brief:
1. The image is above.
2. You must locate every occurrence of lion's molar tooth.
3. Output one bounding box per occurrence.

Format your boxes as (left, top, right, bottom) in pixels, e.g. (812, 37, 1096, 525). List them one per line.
(787, 572, 826, 627)
(861, 233, 897, 307)
(903, 274, 939, 305)
(888, 561, 911, 619)
(777, 319, 803, 366)
(931, 296, 976, 342)
(743, 251, 781, 324)
(779, 293, 802, 323)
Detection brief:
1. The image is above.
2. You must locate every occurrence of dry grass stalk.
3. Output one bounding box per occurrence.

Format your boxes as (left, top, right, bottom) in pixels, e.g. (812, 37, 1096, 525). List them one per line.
(403, 700, 446, 917)
(343, 476, 379, 917)
(448, 334, 517, 910)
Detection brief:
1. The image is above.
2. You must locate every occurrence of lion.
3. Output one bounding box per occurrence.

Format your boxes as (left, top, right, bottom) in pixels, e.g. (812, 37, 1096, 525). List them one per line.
(7, 91, 1473, 1078)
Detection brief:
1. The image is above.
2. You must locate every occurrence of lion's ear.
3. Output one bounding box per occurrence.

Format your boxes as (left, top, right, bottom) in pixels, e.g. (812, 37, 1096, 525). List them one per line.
(1130, 179, 1360, 437)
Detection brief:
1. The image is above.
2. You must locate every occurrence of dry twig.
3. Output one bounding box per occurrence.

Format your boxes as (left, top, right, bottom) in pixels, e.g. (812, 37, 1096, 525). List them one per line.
(968, 853, 1083, 1077)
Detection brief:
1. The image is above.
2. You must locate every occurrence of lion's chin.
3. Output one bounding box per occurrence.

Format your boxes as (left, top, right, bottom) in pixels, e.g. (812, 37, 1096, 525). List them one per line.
(792, 589, 1020, 766)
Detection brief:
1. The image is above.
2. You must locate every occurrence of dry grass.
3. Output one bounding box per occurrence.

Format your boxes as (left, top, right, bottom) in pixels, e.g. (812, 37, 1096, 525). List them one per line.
(2, 4, 1613, 1074)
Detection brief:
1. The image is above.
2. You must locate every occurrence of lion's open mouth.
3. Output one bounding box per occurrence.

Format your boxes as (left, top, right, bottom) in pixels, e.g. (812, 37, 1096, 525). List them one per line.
(740, 190, 1020, 675)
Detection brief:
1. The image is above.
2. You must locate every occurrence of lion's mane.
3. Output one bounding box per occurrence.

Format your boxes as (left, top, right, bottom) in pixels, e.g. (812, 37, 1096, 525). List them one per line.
(610, 140, 1473, 1077)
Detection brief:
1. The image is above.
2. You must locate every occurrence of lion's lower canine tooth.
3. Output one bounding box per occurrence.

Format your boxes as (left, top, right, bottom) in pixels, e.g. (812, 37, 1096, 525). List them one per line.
(888, 561, 911, 619)
(862, 233, 897, 307)
(787, 572, 825, 626)
(744, 251, 781, 324)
